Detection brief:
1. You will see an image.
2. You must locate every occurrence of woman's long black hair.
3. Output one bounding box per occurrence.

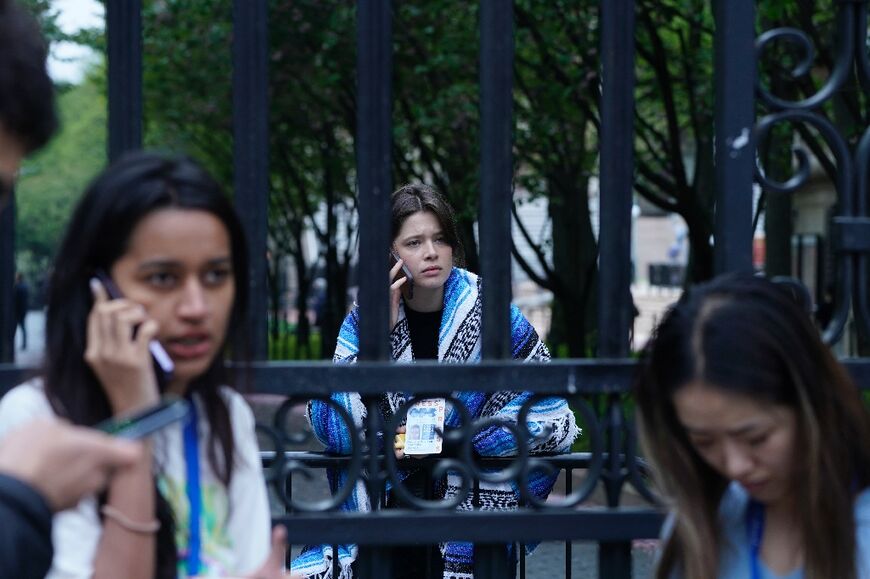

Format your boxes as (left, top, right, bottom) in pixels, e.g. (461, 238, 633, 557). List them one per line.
(636, 274, 870, 579)
(43, 151, 250, 578)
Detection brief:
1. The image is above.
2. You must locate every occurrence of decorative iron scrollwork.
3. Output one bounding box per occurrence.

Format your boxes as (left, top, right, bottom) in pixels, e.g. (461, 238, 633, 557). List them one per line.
(259, 390, 659, 515)
(754, 0, 870, 345)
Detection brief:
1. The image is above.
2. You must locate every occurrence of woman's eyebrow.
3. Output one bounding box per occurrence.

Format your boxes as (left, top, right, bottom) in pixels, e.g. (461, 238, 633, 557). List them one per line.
(401, 229, 443, 239)
(136, 259, 180, 270)
(204, 257, 232, 266)
(727, 424, 766, 436)
(136, 256, 231, 270)
(686, 423, 765, 437)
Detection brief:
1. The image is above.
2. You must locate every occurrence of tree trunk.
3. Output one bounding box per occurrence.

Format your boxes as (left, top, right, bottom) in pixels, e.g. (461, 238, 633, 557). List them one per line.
(320, 126, 345, 360)
(685, 129, 716, 284)
(291, 222, 311, 360)
(684, 209, 714, 283)
(266, 250, 282, 359)
(323, 261, 349, 359)
(458, 218, 479, 274)
(294, 252, 312, 360)
(763, 71, 798, 278)
(761, 124, 793, 278)
(547, 173, 597, 357)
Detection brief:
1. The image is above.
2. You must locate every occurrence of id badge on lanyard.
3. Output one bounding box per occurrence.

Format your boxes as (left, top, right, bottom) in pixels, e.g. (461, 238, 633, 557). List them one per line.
(183, 399, 202, 576)
(402, 398, 446, 455)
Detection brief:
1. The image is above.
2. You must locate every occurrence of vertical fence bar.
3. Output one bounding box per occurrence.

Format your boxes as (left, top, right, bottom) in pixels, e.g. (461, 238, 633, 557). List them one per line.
(597, 0, 636, 577)
(0, 198, 13, 362)
(232, 0, 270, 360)
(520, 543, 526, 579)
(474, 544, 511, 577)
(356, 3, 393, 570)
(565, 468, 573, 579)
(106, 0, 142, 162)
(357, 0, 393, 361)
(356, 546, 393, 579)
(479, 0, 514, 360)
(713, 0, 756, 274)
(597, 0, 635, 359)
(600, 399, 631, 577)
(284, 470, 292, 569)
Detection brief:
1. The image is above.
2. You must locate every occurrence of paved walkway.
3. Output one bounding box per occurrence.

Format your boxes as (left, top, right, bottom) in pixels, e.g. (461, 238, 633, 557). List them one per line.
(14, 308, 45, 367)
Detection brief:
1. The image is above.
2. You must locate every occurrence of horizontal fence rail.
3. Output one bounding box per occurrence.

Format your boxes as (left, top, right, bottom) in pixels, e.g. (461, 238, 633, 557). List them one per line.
(272, 510, 666, 545)
(5, 360, 870, 398)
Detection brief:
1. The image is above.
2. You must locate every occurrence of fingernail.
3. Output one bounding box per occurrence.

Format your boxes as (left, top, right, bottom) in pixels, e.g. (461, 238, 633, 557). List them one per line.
(89, 278, 101, 294)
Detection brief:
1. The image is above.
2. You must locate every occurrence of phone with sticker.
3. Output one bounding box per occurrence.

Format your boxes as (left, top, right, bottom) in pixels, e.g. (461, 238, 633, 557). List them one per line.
(390, 250, 414, 299)
(94, 269, 175, 385)
(95, 396, 189, 439)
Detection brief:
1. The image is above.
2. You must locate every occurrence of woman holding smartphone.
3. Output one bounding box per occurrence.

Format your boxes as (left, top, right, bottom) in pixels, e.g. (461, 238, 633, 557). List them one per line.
(635, 275, 870, 579)
(297, 183, 579, 579)
(0, 152, 286, 578)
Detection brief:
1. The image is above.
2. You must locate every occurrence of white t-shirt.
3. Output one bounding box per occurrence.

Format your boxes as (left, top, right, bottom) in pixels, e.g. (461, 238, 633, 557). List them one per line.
(0, 380, 271, 578)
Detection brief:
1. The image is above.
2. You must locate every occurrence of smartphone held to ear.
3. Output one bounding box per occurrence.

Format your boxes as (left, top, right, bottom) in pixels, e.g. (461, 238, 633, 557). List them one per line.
(390, 251, 414, 299)
(93, 269, 175, 382)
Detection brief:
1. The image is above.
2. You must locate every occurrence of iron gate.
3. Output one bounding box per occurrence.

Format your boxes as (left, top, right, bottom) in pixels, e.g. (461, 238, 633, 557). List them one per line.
(1, 1, 870, 578)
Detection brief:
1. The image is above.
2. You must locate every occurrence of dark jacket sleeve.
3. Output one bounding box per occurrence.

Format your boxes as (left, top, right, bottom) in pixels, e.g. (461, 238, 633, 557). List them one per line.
(0, 473, 53, 579)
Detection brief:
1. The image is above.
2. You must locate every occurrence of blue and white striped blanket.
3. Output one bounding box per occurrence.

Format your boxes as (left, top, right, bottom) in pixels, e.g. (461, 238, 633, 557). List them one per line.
(293, 268, 579, 579)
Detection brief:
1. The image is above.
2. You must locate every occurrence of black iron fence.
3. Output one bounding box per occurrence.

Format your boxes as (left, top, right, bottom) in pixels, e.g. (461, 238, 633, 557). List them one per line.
(259, 449, 658, 579)
(1, 1, 870, 578)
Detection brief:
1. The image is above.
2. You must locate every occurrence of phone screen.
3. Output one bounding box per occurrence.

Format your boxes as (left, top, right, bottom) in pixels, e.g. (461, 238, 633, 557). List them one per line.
(96, 397, 190, 439)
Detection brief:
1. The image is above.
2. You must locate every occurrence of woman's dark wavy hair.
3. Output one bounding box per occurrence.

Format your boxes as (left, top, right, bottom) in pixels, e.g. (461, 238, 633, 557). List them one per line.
(635, 274, 870, 579)
(391, 183, 465, 267)
(43, 151, 249, 578)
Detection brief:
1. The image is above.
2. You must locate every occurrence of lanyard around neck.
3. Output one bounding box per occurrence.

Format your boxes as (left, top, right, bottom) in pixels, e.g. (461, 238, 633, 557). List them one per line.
(746, 499, 765, 579)
(183, 398, 202, 576)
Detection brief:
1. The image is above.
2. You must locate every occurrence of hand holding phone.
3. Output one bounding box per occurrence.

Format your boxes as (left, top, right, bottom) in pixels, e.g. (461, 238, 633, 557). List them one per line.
(389, 250, 414, 299)
(94, 269, 175, 381)
(389, 251, 413, 331)
(85, 271, 167, 413)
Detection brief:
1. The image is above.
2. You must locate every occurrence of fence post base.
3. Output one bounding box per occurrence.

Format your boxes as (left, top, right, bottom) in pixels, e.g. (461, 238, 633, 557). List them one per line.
(599, 541, 632, 579)
(474, 543, 513, 578)
(356, 546, 393, 579)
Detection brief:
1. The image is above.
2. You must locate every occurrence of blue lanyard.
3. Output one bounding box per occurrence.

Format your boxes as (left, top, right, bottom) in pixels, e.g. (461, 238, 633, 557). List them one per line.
(746, 499, 765, 579)
(183, 399, 202, 576)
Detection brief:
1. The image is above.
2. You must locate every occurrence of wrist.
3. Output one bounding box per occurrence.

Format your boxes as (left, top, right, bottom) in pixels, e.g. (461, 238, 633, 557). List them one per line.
(109, 392, 159, 417)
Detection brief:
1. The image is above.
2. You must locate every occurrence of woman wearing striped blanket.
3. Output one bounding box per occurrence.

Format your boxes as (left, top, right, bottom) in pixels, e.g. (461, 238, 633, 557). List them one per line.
(293, 184, 579, 579)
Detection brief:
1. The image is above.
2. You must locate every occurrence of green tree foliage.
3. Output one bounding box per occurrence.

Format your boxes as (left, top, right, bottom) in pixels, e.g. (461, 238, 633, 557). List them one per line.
(16, 72, 107, 281)
(134, 0, 686, 358)
(633, 0, 716, 283)
(139, 0, 359, 359)
(391, 3, 481, 271)
(46, 0, 850, 360)
(506, 1, 600, 356)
